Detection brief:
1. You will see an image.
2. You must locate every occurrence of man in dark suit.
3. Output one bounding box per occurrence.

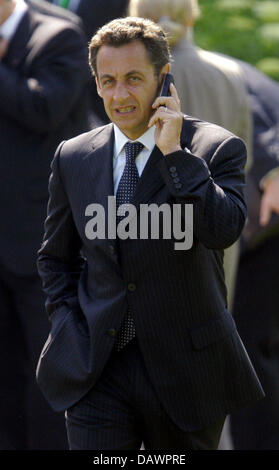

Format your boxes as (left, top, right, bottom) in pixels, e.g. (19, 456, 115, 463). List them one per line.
(47, 0, 130, 125)
(228, 62, 279, 450)
(0, 0, 90, 449)
(48, 0, 129, 40)
(36, 16, 264, 450)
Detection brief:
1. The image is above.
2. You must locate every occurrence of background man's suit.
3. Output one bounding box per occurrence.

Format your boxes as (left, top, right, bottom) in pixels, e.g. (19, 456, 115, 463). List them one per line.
(36, 115, 263, 440)
(170, 38, 252, 309)
(53, 0, 130, 43)
(46, 0, 129, 125)
(229, 62, 279, 449)
(0, 4, 90, 449)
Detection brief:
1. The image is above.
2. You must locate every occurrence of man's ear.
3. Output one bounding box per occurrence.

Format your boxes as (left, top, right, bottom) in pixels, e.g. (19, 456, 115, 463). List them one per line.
(95, 76, 103, 98)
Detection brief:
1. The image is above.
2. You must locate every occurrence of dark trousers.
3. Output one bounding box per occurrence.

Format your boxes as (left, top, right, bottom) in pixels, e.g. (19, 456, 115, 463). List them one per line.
(230, 235, 279, 449)
(66, 337, 225, 450)
(0, 266, 68, 450)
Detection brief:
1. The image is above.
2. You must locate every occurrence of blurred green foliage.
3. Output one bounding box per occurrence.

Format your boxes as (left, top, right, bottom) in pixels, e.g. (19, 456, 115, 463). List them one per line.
(195, 0, 279, 81)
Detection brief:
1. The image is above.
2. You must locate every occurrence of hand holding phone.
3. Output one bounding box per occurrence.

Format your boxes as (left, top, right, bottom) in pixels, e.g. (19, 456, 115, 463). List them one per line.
(148, 73, 183, 156)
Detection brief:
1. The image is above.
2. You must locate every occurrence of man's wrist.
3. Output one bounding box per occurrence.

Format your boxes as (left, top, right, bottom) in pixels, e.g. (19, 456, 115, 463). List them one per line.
(162, 145, 182, 156)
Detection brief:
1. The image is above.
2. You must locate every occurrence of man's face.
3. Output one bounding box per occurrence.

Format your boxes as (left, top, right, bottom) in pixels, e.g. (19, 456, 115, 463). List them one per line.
(96, 40, 169, 140)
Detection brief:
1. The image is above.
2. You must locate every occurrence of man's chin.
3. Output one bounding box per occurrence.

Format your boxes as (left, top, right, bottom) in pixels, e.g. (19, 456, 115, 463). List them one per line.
(112, 119, 148, 140)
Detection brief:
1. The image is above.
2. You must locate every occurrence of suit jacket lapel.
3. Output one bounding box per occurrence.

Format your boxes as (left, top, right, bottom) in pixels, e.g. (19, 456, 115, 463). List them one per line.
(83, 123, 115, 209)
(132, 145, 165, 210)
(82, 124, 118, 256)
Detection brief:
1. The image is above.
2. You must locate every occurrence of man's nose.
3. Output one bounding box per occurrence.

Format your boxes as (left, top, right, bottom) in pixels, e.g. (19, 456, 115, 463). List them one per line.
(113, 82, 129, 101)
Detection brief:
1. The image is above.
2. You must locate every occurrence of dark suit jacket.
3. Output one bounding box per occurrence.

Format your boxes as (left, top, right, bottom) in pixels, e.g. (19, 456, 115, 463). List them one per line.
(74, 0, 130, 125)
(237, 61, 279, 250)
(0, 6, 90, 276)
(49, 0, 129, 41)
(216, 54, 279, 251)
(46, 0, 129, 125)
(36, 116, 264, 432)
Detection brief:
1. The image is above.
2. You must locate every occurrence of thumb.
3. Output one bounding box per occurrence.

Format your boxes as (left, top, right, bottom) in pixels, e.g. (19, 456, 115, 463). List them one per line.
(259, 196, 271, 226)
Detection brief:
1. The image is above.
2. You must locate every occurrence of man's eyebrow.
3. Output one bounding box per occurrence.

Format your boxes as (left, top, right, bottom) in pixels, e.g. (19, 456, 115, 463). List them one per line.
(99, 70, 145, 80)
(99, 74, 114, 80)
(126, 70, 144, 77)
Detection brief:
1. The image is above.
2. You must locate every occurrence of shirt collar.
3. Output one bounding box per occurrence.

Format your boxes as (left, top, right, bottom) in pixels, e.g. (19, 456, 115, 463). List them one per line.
(67, 0, 81, 12)
(0, 0, 27, 41)
(113, 124, 156, 159)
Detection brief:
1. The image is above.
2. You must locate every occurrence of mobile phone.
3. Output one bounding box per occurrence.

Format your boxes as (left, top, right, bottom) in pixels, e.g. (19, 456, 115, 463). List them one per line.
(160, 73, 175, 97)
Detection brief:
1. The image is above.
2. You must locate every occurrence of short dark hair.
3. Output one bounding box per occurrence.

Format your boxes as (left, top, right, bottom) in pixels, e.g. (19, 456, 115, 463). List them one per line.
(89, 17, 171, 78)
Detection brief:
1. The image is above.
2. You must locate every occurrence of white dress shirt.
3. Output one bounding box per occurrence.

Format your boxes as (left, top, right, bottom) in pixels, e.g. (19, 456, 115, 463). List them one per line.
(113, 125, 156, 195)
(0, 0, 27, 40)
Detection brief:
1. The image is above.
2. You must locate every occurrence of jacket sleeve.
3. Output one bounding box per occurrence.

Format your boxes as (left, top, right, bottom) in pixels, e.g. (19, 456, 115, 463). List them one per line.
(238, 60, 279, 183)
(157, 135, 247, 249)
(0, 23, 90, 133)
(37, 142, 84, 317)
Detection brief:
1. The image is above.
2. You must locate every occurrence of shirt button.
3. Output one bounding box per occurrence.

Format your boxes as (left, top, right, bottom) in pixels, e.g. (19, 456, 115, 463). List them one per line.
(128, 283, 136, 292)
(174, 183, 182, 189)
(169, 166, 177, 173)
(108, 328, 117, 337)
(171, 172, 178, 178)
(173, 177, 180, 183)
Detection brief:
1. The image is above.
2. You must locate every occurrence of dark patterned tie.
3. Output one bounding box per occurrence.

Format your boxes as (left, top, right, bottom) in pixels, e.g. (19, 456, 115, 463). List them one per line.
(114, 141, 144, 351)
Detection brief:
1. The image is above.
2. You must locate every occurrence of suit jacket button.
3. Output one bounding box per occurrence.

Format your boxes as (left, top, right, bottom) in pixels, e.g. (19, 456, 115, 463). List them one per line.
(169, 166, 177, 173)
(171, 172, 178, 178)
(109, 244, 115, 254)
(174, 183, 182, 189)
(173, 177, 180, 183)
(128, 283, 136, 292)
(108, 328, 117, 337)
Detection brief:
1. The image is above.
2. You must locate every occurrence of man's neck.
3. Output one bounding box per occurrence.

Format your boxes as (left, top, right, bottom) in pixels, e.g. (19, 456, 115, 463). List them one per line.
(0, 1, 16, 26)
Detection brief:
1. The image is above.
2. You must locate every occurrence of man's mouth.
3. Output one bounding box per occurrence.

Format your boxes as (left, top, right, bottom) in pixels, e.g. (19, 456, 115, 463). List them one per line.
(115, 106, 136, 115)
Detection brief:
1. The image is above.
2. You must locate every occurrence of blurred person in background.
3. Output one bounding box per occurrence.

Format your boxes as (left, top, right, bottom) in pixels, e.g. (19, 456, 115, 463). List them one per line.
(0, 0, 90, 449)
(48, 0, 129, 43)
(27, 0, 83, 25)
(228, 61, 279, 450)
(46, 0, 130, 126)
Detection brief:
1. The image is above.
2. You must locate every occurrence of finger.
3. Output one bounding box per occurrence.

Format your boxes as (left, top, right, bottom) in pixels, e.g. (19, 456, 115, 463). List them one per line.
(259, 197, 271, 226)
(169, 82, 180, 105)
(148, 107, 171, 128)
(152, 95, 180, 112)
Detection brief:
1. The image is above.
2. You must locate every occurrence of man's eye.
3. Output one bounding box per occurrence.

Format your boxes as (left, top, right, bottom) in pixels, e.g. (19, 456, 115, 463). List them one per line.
(103, 79, 113, 86)
(129, 76, 140, 83)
